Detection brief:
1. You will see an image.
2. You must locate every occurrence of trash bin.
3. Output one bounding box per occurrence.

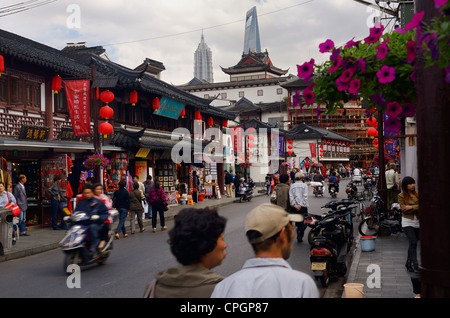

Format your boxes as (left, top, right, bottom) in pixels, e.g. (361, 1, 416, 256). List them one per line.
(0, 208, 14, 252)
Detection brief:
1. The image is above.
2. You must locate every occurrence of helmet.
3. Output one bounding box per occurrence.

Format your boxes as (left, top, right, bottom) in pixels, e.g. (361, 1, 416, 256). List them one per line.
(239, 177, 245, 182)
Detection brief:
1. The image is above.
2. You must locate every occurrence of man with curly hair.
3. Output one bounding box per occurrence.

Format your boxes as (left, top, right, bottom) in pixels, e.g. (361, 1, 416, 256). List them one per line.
(143, 207, 227, 298)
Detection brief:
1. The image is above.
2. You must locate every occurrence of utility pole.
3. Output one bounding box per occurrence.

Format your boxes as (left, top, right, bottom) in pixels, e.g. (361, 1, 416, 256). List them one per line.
(91, 65, 101, 183)
(415, 0, 450, 297)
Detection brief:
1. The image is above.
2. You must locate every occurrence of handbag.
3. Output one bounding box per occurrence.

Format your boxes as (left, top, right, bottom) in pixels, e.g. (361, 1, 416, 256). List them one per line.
(5, 192, 21, 217)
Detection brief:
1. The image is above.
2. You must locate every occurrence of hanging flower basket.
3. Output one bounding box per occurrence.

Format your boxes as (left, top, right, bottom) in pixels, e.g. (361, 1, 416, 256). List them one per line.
(85, 154, 110, 171)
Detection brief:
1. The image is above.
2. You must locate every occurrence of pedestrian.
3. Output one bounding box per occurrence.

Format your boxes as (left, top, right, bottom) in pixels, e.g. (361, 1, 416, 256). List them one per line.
(234, 171, 242, 197)
(224, 170, 234, 197)
(385, 163, 399, 209)
(398, 176, 420, 273)
(129, 182, 145, 234)
(290, 168, 296, 184)
(148, 180, 169, 232)
(264, 174, 272, 195)
(13, 174, 29, 236)
(132, 175, 146, 200)
(143, 207, 227, 298)
(270, 174, 290, 212)
(48, 175, 67, 230)
(0, 181, 18, 246)
(93, 183, 113, 210)
(143, 176, 154, 219)
(211, 203, 319, 298)
(288, 172, 309, 242)
(93, 183, 113, 249)
(112, 180, 130, 239)
(192, 171, 199, 203)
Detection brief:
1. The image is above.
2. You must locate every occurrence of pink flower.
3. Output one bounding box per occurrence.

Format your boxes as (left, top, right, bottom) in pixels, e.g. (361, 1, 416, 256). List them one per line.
(402, 103, 416, 117)
(344, 37, 360, 48)
(357, 58, 366, 73)
(303, 88, 315, 105)
(406, 40, 417, 62)
(370, 24, 385, 37)
(376, 65, 396, 84)
(405, 11, 425, 30)
(339, 68, 354, 83)
(348, 79, 361, 94)
(292, 91, 302, 107)
(329, 56, 342, 74)
(386, 101, 403, 118)
(319, 39, 335, 53)
(394, 27, 406, 34)
(434, 0, 448, 9)
(297, 58, 315, 80)
(364, 33, 380, 44)
(336, 77, 349, 92)
(385, 117, 402, 133)
(376, 42, 388, 59)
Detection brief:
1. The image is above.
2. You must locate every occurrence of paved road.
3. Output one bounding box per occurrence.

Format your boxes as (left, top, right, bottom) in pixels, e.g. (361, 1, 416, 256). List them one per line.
(0, 179, 358, 298)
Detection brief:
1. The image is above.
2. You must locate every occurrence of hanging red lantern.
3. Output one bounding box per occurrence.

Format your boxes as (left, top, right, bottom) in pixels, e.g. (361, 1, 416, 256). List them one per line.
(366, 116, 377, 127)
(248, 142, 255, 148)
(180, 107, 186, 118)
(288, 150, 293, 156)
(248, 134, 254, 140)
(100, 90, 114, 104)
(99, 106, 114, 119)
(99, 122, 113, 137)
(288, 139, 293, 144)
(130, 90, 138, 106)
(288, 145, 293, 149)
(223, 120, 228, 128)
(367, 127, 378, 139)
(208, 117, 214, 127)
(248, 127, 256, 133)
(152, 97, 160, 110)
(195, 111, 202, 121)
(0, 55, 5, 76)
(52, 75, 62, 94)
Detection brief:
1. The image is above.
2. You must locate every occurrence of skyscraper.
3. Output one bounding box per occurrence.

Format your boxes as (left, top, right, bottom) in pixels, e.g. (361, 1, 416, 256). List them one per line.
(194, 32, 214, 83)
(243, 6, 261, 54)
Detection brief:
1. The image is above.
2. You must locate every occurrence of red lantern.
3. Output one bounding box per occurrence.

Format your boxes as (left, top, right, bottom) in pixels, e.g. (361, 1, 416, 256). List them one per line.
(195, 111, 202, 121)
(152, 97, 160, 110)
(288, 145, 293, 149)
(130, 90, 138, 106)
(248, 134, 254, 140)
(99, 122, 113, 137)
(0, 55, 5, 76)
(99, 106, 114, 119)
(288, 150, 293, 156)
(366, 116, 377, 127)
(248, 127, 255, 133)
(52, 75, 62, 94)
(223, 120, 228, 128)
(100, 90, 114, 104)
(367, 127, 378, 139)
(180, 107, 186, 118)
(248, 142, 254, 148)
(208, 117, 214, 127)
(288, 139, 293, 144)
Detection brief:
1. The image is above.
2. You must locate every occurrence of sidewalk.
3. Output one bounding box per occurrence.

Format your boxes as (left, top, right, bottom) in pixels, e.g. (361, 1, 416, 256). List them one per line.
(0, 193, 249, 263)
(345, 231, 420, 298)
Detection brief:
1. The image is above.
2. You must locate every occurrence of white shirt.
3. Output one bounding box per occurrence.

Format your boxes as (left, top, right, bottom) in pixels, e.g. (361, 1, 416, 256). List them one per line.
(211, 258, 319, 298)
(353, 168, 361, 176)
(289, 182, 309, 208)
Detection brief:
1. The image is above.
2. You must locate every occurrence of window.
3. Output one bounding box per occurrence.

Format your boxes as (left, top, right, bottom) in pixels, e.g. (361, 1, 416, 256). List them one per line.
(204, 94, 210, 99)
(239, 91, 245, 98)
(257, 90, 263, 96)
(221, 92, 227, 99)
(277, 88, 283, 95)
(10, 77, 23, 104)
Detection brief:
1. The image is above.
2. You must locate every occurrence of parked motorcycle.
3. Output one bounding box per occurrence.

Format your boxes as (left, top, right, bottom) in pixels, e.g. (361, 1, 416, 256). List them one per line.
(345, 181, 359, 200)
(358, 195, 402, 236)
(311, 181, 324, 197)
(238, 177, 254, 202)
(60, 209, 118, 272)
(310, 210, 353, 287)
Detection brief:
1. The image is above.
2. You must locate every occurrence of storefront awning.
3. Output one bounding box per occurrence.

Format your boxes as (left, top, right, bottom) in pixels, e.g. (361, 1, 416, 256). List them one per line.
(0, 138, 124, 152)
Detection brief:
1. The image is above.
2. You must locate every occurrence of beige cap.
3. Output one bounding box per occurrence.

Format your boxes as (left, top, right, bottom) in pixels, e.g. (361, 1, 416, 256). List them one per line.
(295, 172, 303, 180)
(245, 203, 303, 244)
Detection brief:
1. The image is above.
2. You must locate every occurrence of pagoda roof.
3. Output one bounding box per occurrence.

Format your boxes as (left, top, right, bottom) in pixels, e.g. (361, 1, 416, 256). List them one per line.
(287, 123, 353, 142)
(221, 51, 288, 76)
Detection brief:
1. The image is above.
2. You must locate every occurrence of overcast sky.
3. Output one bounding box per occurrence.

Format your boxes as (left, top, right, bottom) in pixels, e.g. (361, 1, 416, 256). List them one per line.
(0, 0, 397, 85)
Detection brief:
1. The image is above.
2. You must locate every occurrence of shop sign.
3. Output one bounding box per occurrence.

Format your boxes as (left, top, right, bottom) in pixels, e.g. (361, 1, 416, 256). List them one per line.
(65, 80, 91, 136)
(19, 125, 49, 142)
(135, 148, 151, 158)
(153, 97, 185, 120)
(60, 128, 81, 141)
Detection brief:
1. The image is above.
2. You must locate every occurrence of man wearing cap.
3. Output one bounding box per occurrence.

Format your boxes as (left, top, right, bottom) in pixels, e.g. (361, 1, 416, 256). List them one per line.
(211, 203, 319, 298)
(289, 172, 309, 242)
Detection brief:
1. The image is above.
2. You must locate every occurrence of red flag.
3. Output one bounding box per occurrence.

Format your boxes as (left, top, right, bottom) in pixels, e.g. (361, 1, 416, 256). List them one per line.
(309, 143, 317, 158)
(65, 80, 91, 136)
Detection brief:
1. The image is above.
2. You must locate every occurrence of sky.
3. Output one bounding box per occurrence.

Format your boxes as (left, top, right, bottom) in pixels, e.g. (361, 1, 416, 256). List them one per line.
(0, 0, 399, 85)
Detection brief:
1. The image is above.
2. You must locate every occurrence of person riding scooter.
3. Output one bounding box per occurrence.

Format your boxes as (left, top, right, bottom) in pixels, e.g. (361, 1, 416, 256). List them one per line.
(74, 184, 109, 255)
(328, 172, 339, 194)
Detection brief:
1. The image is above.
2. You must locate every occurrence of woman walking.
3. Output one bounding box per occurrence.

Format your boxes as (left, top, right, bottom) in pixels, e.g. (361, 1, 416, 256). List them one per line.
(398, 176, 420, 273)
(112, 180, 130, 239)
(48, 175, 67, 230)
(130, 182, 145, 234)
(148, 180, 169, 232)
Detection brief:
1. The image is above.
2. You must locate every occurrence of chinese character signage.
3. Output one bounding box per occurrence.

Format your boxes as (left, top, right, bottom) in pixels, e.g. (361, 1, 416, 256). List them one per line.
(65, 80, 91, 136)
(19, 125, 49, 142)
(153, 97, 185, 120)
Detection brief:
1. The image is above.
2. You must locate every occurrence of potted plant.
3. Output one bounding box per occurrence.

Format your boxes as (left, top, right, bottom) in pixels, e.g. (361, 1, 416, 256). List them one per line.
(85, 154, 110, 171)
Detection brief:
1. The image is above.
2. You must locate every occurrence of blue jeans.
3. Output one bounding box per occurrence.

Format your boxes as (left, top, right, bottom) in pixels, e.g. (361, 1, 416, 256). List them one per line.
(115, 208, 128, 235)
(51, 199, 67, 229)
(18, 209, 27, 233)
(88, 223, 101, 251)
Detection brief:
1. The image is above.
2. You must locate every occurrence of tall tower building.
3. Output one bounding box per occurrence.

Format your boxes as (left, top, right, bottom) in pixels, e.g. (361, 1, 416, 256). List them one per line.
(194, 32, 214, 83)
(243, 6, 261, 54)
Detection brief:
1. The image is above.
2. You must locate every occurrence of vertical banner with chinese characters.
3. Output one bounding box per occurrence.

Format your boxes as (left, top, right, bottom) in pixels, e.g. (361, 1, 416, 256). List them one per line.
(65, 80, 91, 136)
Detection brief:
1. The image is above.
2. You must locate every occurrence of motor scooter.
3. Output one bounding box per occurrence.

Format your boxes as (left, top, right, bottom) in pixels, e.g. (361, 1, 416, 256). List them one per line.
(238, 178, 254, 202)
(60, 209, 118, 273)
(311, 181, 324, 197)
(329, 185, 338, 198)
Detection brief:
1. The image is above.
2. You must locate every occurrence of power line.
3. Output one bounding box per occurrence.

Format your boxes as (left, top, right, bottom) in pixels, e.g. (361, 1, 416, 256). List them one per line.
(0, 0, 58, 17)
(102, 0, 315, 47)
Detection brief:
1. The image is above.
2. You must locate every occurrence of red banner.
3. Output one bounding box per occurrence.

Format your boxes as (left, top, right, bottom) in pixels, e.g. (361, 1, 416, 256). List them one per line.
(65, 80, 91, 136)
(229, 126, 243, 153)
(309, 143, 317, 158)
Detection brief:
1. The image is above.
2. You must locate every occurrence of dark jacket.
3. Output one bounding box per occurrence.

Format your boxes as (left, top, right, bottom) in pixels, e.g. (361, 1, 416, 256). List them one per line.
(112, 188, 130, 210)
(271, 183, 290, 212)
(13, 183, 28, 212)
(74, 196, 108, 224)
(225, 173, 233, 185)
(130, 189, 144, 212)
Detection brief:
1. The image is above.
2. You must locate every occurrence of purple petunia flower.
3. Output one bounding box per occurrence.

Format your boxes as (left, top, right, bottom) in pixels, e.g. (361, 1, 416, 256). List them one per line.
(386, 101, 403, 118)
(434, 0, 448, 9)
(297, 58, 315, 80)
(344, 37, 360, 49)
(330, 48, 341, 62)
(336, 77, 349, 92)
(405, 11, 425, 30)
(372, 93, 387, 106)
(303, 88, 315, 105)
(319, 39, 335, 53)
(376, 42, 388, 59)
(402, 103, 416, 117)
(427, 37, 440, 60)
(406, 40, 417, 62)
(370, 24, 385, 37)
(395, 27, 406, 34)
(339, 68, 354, 83)
(385, 117, 402, 133)
(364, 34, 380, 44)
(348, 79, 361, 94)
(329, 56, 342, 74)
(292, 91, 302, 107)
(357, 58, 366, 73)
(376, 65, 396, 84)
